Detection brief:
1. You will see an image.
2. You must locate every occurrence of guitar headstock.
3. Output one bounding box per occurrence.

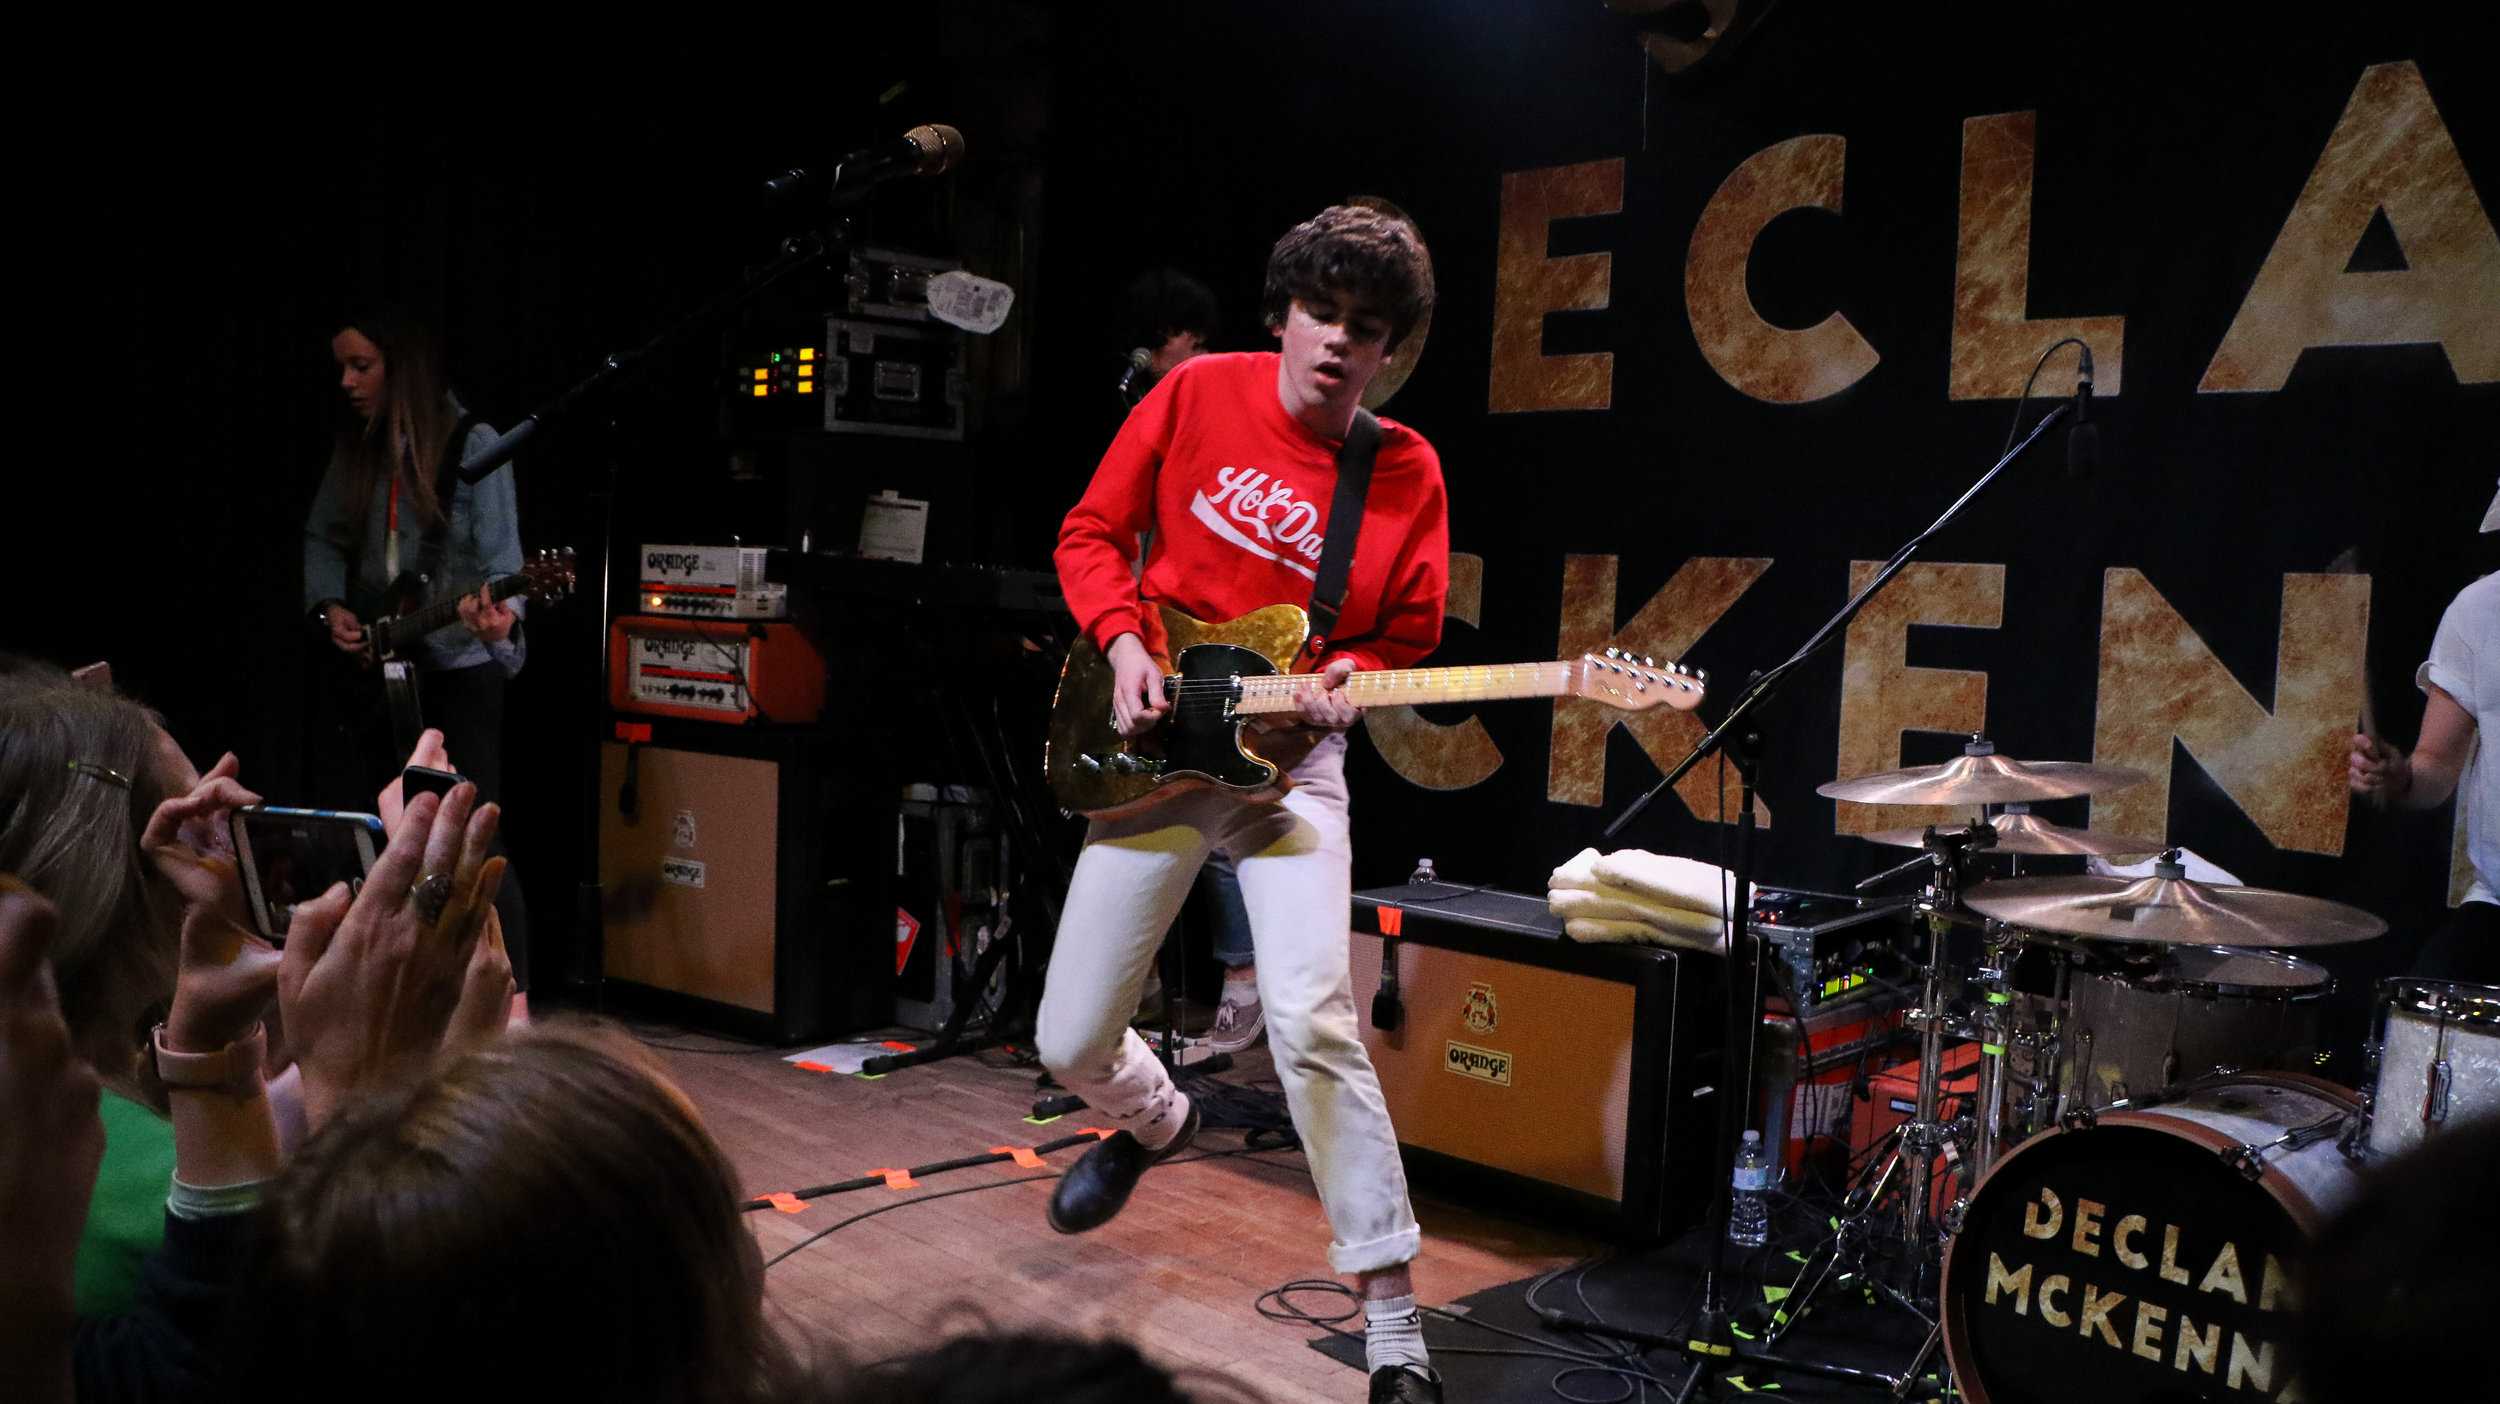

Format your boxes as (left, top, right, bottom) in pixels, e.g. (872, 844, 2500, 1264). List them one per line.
(517, 547, 577, 603)
(1574, 647, 1707, 712)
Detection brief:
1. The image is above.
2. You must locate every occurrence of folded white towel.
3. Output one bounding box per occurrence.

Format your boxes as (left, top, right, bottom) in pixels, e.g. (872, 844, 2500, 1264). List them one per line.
(1549, 846, 1604, 894)
(1592, 850, 1745, 917)
(1564, 914, 1726, 954)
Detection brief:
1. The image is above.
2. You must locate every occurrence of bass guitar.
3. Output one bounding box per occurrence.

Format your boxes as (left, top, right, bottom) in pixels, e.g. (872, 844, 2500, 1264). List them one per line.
(1045, 602, 1706, 818)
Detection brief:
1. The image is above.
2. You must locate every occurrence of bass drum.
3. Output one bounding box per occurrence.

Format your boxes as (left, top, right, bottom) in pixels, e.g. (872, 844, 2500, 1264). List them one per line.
(1942, 1075, 2361, 1403)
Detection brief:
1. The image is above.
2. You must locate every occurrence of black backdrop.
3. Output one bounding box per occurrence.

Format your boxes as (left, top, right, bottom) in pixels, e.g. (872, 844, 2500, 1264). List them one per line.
(29, 4, 2496, 1027)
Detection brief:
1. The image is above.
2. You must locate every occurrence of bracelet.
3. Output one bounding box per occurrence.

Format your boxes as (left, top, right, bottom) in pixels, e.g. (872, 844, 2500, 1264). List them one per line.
(152, 1022, 269, 1097)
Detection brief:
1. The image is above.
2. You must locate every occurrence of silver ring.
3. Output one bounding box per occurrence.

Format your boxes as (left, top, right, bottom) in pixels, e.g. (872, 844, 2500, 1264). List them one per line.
(410, 872, 456, 924)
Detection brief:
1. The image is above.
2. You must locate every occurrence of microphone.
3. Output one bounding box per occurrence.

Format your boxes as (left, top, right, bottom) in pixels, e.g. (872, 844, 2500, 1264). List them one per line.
(763, 124, 965, 204)
(2068, 344, 2099, 476)
(1115, 347, 1154, 404)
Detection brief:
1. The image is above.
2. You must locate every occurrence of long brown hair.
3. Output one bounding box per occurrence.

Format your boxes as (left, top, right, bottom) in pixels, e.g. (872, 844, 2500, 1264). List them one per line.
(0, 677, 182, 1092)
(241, 1021, 798, 1404)
(330, 306, 459, 540)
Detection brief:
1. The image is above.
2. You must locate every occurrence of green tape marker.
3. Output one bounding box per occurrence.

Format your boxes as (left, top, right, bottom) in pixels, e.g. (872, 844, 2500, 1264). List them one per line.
(1022, 1113, 1063, 1126)
(1986, 992, 2011, 1005)
(1762, 1285, 1791, 1303)
(1982, 1042, 2006, 1055)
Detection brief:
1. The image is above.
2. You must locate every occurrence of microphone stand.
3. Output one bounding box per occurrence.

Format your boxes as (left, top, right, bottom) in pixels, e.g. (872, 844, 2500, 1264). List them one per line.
(1594, 400, 2072, 1400)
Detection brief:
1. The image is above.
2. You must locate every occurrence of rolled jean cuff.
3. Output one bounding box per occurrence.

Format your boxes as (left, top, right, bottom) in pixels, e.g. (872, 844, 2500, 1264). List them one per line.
(1328, 1223, 1422, 1275)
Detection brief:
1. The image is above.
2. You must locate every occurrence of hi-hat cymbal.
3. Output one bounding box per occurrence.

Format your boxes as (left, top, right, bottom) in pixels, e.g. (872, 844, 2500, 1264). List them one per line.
(1819, 754, 2147, 806)
(1858, 812, 2166, 858)
(1964, 869, 2387, 948)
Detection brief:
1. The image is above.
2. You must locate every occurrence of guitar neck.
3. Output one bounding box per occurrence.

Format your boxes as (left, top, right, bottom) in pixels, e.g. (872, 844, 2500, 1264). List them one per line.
(381, 574, 529, 648)
(1227, 661, 1585, 713)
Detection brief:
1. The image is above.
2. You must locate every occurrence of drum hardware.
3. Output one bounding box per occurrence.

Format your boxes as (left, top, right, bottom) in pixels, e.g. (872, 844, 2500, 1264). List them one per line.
(2220, 1109, 2349, 1182)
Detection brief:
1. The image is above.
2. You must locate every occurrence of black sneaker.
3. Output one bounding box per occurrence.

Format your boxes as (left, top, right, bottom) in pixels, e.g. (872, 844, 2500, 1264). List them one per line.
(1046, 1100, 1199, 1234)
(1368, 1364, 1443, 1403)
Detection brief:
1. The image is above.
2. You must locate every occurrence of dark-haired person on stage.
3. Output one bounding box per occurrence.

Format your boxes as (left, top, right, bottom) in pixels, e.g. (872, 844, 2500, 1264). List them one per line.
(303, 309, 531, 996)
(2349, 487, 2499, 983)
(1043, 205, 1448, 1404)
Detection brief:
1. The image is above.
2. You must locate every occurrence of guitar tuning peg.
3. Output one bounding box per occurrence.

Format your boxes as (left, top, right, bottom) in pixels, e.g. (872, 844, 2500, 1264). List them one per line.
(1642, 655, 1655, 668)
(1603, 646, 1619, 659)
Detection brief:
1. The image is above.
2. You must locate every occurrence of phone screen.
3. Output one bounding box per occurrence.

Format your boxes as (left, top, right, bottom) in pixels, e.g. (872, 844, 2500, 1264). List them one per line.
(231, 807, 384, 943)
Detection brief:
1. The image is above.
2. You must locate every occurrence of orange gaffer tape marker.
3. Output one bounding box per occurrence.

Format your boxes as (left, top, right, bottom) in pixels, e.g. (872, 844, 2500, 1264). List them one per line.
(792, 1060, 835, 1073)
(881, 1040, 916, 1052)
(1076, 1126, 1117, 1141)
(1377, 905, 1404, 936)
(871, 1168, 921, 1190)
(765, 1192, 808, 1214)
(989, 1146, 1047, 1169)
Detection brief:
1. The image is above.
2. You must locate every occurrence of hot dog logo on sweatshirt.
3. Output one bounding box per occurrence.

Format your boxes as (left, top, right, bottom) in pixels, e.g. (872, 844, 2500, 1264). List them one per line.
(1189, 465, 1327, 581)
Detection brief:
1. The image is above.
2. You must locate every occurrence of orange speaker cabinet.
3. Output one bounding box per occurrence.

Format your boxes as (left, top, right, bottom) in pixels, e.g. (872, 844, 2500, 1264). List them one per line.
(1350, 884, 1718, 1238)
(596, 727, 890, 1041)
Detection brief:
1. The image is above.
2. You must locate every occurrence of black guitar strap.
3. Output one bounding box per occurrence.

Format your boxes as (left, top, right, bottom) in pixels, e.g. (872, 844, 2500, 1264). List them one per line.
(1302, 407, 1379, 664)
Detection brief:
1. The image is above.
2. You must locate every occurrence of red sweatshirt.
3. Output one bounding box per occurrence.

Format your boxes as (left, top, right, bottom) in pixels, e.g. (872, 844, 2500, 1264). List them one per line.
(1057, 351, 1448, 673)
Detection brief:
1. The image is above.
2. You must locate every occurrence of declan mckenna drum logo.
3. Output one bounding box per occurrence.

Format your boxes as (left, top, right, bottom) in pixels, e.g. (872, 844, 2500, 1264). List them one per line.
(1976, 1179, 2303, 1398)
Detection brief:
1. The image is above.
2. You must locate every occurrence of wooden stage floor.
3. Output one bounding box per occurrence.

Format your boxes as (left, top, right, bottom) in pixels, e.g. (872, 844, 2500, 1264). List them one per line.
(647, 1022, 1599, 1403)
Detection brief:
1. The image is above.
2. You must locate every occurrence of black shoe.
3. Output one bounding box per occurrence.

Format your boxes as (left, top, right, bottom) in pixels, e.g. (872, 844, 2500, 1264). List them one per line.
(1046, 1101, 1199, 1234)
(1368, 1364, 1442, 1403)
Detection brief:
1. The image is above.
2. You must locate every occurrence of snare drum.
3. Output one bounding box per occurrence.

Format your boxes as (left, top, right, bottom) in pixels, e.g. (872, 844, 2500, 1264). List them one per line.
(2060, 948, 2329, 1112)
(2361, 977, 2500, 1160)
(1942, 1074, 2361, 1403)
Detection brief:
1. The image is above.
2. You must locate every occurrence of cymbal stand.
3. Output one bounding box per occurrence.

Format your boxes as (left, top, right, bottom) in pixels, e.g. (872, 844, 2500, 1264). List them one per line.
(1899, 825, 1980, 1246)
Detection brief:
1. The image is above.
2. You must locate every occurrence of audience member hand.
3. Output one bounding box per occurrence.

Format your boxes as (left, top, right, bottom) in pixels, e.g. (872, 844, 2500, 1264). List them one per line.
(162, 904, 283, 1057)
(279, 786, 506, 1126)
(445, 908, 516, 1054)
(0, 879, 105, 1379)
(377, 729, 453, 837)
(459, 586, 515, 645)
(139, 750, 261, 934)
(2348, 731, 2408, 803)
(1106, 632, 1169, 738)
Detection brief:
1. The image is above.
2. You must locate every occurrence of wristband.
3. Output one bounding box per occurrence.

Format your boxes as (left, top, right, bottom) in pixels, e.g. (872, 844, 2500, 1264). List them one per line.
(153, 1022, 268, 1097)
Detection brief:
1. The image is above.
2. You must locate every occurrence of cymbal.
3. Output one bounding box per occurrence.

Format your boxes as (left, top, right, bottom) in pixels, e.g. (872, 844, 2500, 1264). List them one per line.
(1858, 812, 2166, 858)
(1964, 871, 2387, 948)
(1819, 754, 2147, 806)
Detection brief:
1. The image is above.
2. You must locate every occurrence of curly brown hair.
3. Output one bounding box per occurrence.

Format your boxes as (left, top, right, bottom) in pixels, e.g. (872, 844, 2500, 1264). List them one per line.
(1261, 204, 1435, 352)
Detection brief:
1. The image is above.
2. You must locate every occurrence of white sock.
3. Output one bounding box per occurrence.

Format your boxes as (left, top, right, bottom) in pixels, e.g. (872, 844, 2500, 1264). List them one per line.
(1133, 1089, 1193, 1152)
(1363, 1294, 1431, 1375)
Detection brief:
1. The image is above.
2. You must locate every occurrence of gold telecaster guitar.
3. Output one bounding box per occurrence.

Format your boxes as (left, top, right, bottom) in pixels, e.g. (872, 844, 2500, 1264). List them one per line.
(1045, 603, 1708, 818)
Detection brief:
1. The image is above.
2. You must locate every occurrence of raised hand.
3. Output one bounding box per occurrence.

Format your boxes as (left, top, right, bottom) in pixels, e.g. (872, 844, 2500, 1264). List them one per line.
(138, 750, 261, 933)
(2348, 731, 2406, 803)
(278, 785, 506, 1127)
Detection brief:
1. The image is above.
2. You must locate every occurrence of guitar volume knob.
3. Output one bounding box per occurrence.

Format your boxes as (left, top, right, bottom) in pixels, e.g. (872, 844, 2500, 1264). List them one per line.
(1074, 754, 1103, 775)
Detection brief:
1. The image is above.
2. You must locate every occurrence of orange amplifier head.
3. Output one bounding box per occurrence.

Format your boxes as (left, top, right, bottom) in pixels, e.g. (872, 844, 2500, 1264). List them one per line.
(609, 615, 826, 724)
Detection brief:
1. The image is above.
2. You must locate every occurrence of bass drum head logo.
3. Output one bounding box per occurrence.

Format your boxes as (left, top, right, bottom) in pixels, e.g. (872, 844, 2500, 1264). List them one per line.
(1461, 981, 1499, 1034)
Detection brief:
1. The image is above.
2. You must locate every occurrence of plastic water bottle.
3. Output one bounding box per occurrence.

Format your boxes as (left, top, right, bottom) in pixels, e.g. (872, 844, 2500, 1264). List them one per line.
(1728, 1130, 1772, 1248)
(1409, 857, 1437, 885)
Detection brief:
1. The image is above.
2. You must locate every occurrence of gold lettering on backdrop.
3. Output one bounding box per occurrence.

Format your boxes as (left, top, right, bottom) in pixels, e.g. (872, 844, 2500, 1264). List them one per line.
(2131, 1300, 2169, 1364)
(1984, 1253, 2033, 1315)
(1491, 161, 1623, 413)
(1550, 554, 1773, 821)
(2038, 1273, 2073, 1329)
(2227, 1335, 2279, 1393)
(2199, 1242, 2248, 1304)
(2113, 1214, 2149, 1271)
(2202, 62, 2500, 391)
(1834, 562, 2004, 837)
(1685, 135, 1882, 403)
(2077, 1285, 2127, 1348)
(2160, 1224, 2192, 1285)
(1950, 112, 2126, 401)
(2174, 1315, 2222, 1375)
(2259, 1253, 2295, 1313)
(1370, 553, 1504, 790)
(2091, 571, 2371, 856)
(2022, 1185, 2063, 1240)
(2071, 1197, 2107, 1258)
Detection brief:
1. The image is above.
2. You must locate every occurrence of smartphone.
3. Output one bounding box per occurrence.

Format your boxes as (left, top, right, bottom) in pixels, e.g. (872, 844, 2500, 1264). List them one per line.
(229, 806, 386, 944)
(401, 765, 467, 805)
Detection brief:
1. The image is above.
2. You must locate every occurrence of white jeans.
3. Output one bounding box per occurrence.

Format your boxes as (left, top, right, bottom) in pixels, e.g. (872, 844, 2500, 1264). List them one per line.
(1034, 734, 1422, 1274)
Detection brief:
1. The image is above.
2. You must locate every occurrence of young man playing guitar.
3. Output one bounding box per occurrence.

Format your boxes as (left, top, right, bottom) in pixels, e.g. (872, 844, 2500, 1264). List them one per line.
(1044, 205, 1447, 1404)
